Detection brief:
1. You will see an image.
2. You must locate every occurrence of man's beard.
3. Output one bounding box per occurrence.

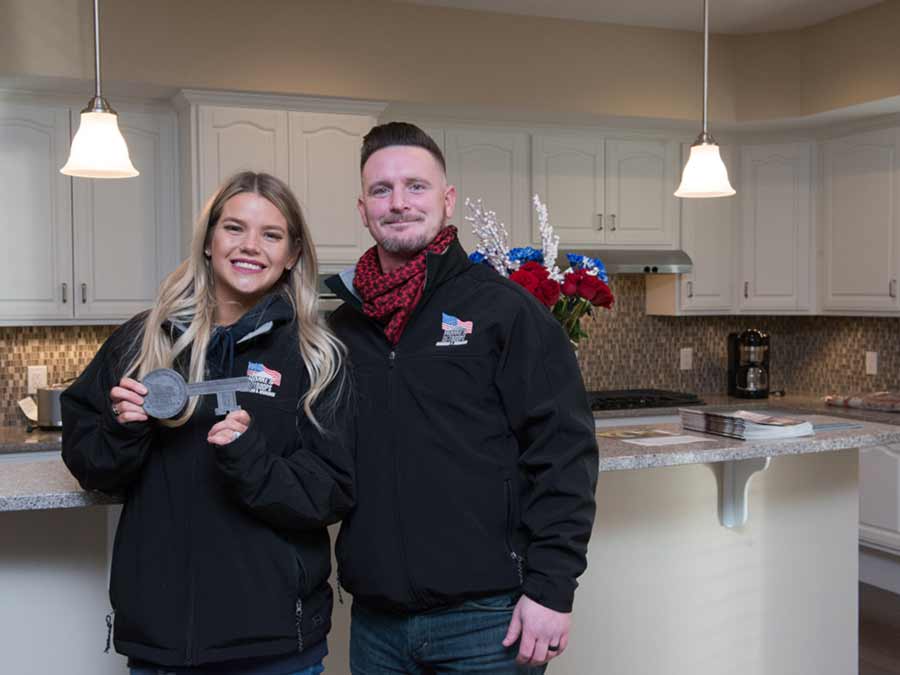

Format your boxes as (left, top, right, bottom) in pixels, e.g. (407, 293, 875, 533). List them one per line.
(376, 217, 446, 255)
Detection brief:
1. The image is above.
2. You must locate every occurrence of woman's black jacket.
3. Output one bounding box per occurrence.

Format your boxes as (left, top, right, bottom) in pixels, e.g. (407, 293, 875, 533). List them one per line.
(61, 297, 354, 667)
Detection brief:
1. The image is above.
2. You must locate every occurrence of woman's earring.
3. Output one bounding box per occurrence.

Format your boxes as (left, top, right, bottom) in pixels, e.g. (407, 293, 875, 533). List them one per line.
(204, 249, 211, 258)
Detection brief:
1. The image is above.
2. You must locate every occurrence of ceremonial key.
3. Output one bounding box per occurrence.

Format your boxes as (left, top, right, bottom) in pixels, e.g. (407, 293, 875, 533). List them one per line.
(141, 368, 252, 419)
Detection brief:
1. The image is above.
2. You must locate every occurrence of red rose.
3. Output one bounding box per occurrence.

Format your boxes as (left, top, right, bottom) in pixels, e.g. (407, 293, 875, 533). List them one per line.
(562, 271, 580, 297)
(535, 278, 561, 307)
(588, 279, 614, 308)
(576, 273, 604, 303)
(520, 261, 549, 280)
(510, 269, 539, 293)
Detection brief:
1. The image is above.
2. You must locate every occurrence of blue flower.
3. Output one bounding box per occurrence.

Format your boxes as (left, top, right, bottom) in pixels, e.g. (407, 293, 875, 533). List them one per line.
(509, 247, 544, 264)
(469, 251, 487, 264)
(566, 254, 609, 282)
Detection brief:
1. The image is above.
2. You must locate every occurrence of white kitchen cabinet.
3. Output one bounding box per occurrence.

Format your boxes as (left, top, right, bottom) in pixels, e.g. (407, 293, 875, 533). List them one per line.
(0, 102, 178, 325)
(860, 443, 900, 556)
(532, 133, 679, 249)
(444, 128, 530, 254)
(822, 128, 900, 313)
(72, 111, 179, 320)
(198, 106, 289, 204)
(738, 142, 813, 313)
(0, 103, 73, 321)
(289, 112, 377, 266)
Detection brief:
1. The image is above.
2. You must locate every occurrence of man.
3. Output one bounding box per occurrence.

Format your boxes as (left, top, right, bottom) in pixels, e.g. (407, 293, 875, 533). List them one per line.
(326, 122, 598, 673)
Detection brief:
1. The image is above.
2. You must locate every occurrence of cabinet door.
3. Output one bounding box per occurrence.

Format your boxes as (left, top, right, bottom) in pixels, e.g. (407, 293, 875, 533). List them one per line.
(739, 143, 812, 312)
(290, 112, 376, 266)
(0, 103, 72, 321)
(444, 129, 529, 254)
(822, 128, 900, 312)
(605, 138, 678, 247)
(860, 444, 900, 555)
(198, 106, 289, 205)
(679, 145, 738, 312)
(72, 112, 179, 320)
(531, 134, 604, 246)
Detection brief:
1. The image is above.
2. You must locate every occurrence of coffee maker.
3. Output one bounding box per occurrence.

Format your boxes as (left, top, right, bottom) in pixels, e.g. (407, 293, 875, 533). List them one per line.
(727, 329, 770, 398)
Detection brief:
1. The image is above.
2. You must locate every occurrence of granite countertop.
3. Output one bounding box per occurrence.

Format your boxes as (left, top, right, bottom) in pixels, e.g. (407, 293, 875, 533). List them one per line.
(0, 427, 62, 454)
(595, 413, 900, 471)
(0, 453, 119, 512)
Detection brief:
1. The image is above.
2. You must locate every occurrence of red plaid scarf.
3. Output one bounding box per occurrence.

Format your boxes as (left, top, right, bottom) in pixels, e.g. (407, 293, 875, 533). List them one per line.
(353, 226, 458, 345)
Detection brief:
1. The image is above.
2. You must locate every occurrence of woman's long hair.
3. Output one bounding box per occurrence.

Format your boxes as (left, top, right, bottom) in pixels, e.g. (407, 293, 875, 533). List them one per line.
(125, 171, 345, 430)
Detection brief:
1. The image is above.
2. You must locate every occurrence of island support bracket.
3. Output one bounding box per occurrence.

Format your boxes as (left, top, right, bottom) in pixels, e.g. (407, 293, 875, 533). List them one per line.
(718, 456, 771, 528)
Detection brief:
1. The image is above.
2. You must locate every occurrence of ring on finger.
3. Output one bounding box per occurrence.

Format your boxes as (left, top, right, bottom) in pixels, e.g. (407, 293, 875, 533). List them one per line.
(547, 644, 560, 653)
(112, 405, 120, 416)
(232, 431, 242, 441)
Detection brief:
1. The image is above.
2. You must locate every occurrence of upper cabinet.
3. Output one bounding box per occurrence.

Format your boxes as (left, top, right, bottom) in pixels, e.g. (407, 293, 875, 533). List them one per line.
(738, 142, 813, 313)
(822, 127, 900, 313)
(181, 94, 383, 267)
(444, 128, 530, 254)
(532, 134, 679, 249)
(0, 102, 178, 325)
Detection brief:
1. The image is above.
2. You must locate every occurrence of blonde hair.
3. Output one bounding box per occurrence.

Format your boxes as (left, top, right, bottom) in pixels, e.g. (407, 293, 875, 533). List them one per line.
(126, 171, 346, 430)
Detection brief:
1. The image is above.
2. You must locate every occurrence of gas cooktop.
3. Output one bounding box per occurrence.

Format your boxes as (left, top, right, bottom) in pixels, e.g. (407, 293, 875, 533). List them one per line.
(587, 389, 705, 411)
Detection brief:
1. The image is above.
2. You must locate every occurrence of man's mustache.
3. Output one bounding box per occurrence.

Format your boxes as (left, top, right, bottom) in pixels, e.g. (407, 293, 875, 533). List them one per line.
(382, 215, 425, 225)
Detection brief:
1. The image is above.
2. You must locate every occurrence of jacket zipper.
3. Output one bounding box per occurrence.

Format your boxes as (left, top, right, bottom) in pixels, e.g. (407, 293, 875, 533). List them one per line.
(387, 348, 424, 605)
(184, 441, 198, 664)
(504, 479, 525, 585)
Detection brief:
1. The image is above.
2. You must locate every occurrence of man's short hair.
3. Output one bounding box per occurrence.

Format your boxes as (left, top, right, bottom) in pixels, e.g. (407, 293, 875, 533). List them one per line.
(360, 122, 446, 172)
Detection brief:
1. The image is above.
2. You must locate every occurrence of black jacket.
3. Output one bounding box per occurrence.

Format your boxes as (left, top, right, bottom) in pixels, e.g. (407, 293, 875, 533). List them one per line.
(62, 295, 354, 667)
(327, 240, 598, 614)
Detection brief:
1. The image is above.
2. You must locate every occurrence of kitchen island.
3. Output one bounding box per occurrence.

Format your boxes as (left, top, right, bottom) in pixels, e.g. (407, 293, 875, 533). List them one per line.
(2, 411, 896, 674)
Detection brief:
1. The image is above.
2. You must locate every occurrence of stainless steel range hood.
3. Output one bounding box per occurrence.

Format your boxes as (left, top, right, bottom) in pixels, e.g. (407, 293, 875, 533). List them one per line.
(558, 249, 693, 274)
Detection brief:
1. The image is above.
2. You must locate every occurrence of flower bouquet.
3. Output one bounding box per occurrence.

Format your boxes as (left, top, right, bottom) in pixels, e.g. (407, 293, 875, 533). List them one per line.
(466, 195, 614, 345)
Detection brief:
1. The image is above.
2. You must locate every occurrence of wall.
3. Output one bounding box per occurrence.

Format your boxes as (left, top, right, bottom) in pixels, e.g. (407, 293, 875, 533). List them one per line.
(3, 276, 900, 427)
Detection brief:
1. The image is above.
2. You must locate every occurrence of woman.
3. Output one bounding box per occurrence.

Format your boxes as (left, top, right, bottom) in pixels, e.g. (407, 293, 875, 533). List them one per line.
(62, 172, 353, 675)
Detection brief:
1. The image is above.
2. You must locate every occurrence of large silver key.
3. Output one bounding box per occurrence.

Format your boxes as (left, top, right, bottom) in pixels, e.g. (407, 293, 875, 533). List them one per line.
(141, 368, 252, 419)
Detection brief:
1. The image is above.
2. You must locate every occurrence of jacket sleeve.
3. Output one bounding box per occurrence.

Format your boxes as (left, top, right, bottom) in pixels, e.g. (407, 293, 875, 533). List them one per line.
(494, 298, 599, 614)
(61, 320, 155, 493)
(213, 374, 356, 532)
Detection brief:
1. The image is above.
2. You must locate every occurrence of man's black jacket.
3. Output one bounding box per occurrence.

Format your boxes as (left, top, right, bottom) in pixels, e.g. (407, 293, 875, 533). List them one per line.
(327, 239, 599, 614)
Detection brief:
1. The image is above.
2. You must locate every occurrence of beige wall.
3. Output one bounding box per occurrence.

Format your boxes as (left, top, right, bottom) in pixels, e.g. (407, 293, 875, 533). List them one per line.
(1, 0, 899, 122)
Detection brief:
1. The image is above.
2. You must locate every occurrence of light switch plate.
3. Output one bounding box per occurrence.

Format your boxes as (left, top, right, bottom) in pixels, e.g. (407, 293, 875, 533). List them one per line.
(680, 347, 693, 371)
(27, 365, 48, 394)
(866, 351, 878, 375)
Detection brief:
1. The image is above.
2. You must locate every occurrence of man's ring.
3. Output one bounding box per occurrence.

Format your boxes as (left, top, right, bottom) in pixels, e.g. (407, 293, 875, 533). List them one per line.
(548, 644, 560, 652)
(232, 431, 241, 441)
(112, 405, 120, 416)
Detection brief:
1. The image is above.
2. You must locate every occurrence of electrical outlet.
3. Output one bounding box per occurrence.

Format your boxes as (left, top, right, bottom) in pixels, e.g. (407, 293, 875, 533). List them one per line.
(680, 347, 693, 371)
(866, 351, 878, 375)
(27, 365, 48, 394)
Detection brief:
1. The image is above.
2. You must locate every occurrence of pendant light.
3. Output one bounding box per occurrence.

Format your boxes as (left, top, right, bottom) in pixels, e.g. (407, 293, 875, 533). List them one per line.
(674, 0, 734, 198)
(61, 0, 138, 178)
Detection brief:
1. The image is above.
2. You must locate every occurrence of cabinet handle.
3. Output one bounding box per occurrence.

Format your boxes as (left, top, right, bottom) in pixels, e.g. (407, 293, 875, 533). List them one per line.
(61, 282, 68, 304)
(597, 213, 604, 231)
(744, 281, 749, 299)
(687, 281, 694, 298)
(610, 214, 617, 231)
(81, 283, 87, 304)
(891, 279, 897, 298)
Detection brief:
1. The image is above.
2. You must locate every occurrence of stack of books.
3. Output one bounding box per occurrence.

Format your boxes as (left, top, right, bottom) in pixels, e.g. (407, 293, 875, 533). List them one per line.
(679, 408, 814, 440)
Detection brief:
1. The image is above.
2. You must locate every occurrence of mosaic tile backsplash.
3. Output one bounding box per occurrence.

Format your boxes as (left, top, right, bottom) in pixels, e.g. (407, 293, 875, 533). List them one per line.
(2, 274, 900, 426)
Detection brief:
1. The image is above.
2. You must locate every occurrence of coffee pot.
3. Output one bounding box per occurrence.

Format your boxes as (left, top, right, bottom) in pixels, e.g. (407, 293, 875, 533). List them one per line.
(727, 329, 770, 399)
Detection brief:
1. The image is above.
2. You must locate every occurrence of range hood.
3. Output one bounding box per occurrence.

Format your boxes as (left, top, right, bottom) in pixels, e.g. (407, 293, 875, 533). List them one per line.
(558, 249, 693, 274)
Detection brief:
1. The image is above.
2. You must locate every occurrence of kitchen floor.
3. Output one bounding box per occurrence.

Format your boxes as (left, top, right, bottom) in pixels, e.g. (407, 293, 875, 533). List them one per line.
(861, 583, 900, 674)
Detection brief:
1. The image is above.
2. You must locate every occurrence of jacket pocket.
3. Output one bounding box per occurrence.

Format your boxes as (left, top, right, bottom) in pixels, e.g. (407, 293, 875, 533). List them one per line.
(294, 549, 309, 598)
(504, 478, 525, 585)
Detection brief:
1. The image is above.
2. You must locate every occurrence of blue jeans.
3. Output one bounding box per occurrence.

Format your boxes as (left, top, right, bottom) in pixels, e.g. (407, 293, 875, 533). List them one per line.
(350, 593, 547, 674)
(130, 663, 324, 675)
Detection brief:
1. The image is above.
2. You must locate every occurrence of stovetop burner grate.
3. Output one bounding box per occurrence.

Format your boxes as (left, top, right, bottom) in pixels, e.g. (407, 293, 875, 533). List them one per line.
(587, 389, 705, 411)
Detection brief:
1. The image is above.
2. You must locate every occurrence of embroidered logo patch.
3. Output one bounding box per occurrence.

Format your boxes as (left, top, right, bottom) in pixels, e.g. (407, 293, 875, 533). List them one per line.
(436, 313, 473, 347)
(247, 362, 282, 397)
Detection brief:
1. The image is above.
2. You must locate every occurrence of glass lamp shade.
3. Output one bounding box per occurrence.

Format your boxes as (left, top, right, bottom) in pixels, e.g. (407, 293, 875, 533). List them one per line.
(674, 142, 734, 198)
(60, 111, 139, 178)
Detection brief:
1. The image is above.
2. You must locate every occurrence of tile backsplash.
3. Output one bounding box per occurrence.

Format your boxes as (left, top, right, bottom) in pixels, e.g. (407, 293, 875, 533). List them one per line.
(3, 274, 900, 426)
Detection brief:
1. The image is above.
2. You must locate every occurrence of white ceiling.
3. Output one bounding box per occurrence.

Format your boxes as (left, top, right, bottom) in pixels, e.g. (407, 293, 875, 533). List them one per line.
(393, 0, 884, 33)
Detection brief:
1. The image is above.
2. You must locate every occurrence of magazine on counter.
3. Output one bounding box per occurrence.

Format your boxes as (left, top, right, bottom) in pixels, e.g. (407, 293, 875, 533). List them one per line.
(678, 408, 814, 440)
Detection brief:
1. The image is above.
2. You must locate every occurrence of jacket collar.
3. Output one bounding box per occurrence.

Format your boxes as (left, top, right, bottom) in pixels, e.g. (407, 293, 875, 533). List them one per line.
(326, 238, 472, 313)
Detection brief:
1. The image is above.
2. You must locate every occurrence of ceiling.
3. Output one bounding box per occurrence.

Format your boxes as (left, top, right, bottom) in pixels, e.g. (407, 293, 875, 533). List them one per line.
(393, 0, 884, 33)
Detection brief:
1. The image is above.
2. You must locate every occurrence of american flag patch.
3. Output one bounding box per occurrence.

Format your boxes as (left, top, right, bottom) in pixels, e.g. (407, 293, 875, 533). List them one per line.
(441, 313, 473, 334)
(247, 362, 282, 386)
